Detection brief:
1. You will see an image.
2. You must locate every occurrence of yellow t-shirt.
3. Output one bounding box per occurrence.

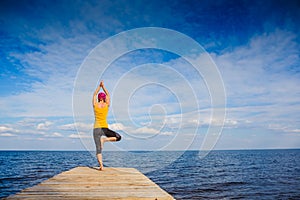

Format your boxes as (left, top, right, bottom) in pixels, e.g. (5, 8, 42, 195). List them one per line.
(93, 104, 109, 128)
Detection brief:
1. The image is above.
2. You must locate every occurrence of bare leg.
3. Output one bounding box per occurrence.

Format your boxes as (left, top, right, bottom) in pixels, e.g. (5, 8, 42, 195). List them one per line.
(101, 137, 117, 148)
(96, 153, 104, 171)
(97, 137, 117, 171)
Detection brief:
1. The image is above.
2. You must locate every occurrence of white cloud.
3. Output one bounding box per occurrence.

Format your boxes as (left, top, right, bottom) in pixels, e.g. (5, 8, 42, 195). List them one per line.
(59, 123, 76, 130)
(290, 129, 300, 133)
(0, 125, 20, 137)
(109, 122, 174, 136)
(1, 2, 299, 151)
(52, 132, 63, 137)
(109, 123, 127, 131)
(37, 121, 53, 130)
(133, 126, 159, 134)
(1, 31, 102, 118)
(0, 133, 16, 137)
(268, 123, 300, 134)
(69, 134, 80, 138)
(160, 131, 173, 136)
(69, 132, 91, 139)
(0, 126, 14, 132)
(211, 29, 300, 132)
(60, 122, 93, 131)
(0, 1, 136, 119)
(215, 30, 300, 100)
(45, 132, 64, 138)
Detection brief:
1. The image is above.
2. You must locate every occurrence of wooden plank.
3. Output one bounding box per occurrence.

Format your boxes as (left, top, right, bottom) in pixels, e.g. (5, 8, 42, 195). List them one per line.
(6, 167, 174, 200)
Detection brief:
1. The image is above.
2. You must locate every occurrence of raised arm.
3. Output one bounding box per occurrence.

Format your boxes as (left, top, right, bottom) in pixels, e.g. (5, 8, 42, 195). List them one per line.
(93, 83, 101, 106)
(100, 81, 110, 106)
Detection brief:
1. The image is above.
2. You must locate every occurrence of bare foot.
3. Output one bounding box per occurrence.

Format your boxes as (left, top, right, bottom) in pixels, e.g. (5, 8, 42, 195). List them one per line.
(98, 162, 104, 171)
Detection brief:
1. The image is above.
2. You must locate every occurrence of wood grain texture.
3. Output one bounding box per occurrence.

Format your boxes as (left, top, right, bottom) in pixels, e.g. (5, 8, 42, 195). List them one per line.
(6, 167, 174, 200)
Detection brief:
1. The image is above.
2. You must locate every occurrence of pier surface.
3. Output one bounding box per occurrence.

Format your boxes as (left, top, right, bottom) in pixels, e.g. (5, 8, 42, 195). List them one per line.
(7, 166, 174, 200)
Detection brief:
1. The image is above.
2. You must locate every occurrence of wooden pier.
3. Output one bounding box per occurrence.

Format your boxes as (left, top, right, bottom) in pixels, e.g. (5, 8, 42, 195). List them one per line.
(6, 166, 174, 200)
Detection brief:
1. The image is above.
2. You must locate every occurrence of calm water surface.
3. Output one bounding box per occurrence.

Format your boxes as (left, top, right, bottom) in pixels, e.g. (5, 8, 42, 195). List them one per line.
(0, 149, 299, 199)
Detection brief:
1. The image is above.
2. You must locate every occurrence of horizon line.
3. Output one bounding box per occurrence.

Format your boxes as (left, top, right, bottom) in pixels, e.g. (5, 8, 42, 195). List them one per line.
(0, 148, 299, 151)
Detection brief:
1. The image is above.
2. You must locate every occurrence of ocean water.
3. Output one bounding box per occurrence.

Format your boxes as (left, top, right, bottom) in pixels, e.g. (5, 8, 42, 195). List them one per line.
(0, 149, 299, 199)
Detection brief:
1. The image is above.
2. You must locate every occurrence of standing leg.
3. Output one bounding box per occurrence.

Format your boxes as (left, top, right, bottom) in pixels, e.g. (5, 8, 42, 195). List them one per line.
(96, 153, 104, 170)
(93, 128, 104, 170)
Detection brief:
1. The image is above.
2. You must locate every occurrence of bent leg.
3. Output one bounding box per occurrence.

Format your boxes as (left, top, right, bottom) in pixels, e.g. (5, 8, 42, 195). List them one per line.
(101, 128, 121, 147)
(103, 128, 121, 141)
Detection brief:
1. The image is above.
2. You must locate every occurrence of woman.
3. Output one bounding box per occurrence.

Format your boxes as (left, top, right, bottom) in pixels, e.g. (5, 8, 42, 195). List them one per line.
(93, 80, 121, 170)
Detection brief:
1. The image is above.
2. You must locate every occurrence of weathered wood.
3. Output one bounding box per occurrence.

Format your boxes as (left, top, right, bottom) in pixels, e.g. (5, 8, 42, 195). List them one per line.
(6, 166, 174, 200)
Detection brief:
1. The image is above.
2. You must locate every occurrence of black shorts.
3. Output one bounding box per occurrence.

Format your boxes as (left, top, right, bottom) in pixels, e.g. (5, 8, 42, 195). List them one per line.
(93, 128, 121, 154)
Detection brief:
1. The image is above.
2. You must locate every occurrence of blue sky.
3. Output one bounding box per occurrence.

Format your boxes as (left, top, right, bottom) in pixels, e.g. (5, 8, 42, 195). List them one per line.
(0, 0, 300, 150)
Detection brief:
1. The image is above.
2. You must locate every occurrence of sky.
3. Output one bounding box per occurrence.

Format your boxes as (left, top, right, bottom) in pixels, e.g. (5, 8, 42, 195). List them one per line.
(0, 0, 300, 151)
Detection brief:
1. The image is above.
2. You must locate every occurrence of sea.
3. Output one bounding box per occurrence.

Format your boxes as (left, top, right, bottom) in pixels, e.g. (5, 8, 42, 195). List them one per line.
(0, 149, 299, 199)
